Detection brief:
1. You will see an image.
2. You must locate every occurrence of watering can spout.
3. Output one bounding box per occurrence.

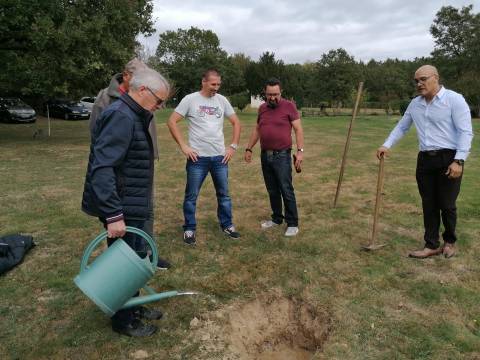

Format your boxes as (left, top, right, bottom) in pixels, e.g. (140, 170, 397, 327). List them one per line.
(122, 291, 179, 309)
(122, 290, 200, 309)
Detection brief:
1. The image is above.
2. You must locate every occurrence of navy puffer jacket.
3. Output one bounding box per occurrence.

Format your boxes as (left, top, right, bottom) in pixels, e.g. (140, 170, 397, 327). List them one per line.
(81, 94, 154, 222)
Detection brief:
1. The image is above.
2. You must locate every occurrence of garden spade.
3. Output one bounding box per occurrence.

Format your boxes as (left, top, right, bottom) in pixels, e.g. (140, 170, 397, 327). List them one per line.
(362, 154, 387, 251)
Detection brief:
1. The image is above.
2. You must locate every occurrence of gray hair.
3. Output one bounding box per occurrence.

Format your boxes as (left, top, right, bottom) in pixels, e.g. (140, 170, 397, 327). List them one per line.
(129, 68, 171, 94)
(124, 58, 148, 74)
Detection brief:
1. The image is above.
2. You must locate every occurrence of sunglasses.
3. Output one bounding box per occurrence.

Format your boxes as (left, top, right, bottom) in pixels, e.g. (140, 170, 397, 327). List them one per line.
(146, 87, 165, 106)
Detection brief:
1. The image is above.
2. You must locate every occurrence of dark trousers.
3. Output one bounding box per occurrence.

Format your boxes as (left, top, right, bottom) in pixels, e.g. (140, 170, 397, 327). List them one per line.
(261, 150, 298, 227)
(416, 150, 462, 249)
(101, 219, 145, 326)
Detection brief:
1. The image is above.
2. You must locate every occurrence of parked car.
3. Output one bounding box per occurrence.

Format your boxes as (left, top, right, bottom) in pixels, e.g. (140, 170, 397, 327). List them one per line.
(80, 96, 96, 111)
(45, 99, 90, 120)
(0, 97, 36, 123)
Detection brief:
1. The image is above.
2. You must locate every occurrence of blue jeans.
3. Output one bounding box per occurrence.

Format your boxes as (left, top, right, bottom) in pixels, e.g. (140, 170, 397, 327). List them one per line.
(183, 156, 233, 231)
(261, 150, 298, 227)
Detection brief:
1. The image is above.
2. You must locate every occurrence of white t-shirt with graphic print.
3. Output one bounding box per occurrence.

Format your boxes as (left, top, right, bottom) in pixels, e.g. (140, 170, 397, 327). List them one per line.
(175, 91, 235, 156)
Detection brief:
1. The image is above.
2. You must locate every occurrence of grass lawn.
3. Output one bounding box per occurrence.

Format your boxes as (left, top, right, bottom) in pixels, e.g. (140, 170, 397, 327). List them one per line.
(0, 111, 479, 359)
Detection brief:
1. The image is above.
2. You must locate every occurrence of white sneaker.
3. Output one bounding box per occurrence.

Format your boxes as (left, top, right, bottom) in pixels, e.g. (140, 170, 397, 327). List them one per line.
(285, 227, 299, 236)
(261, 220, 280, 229)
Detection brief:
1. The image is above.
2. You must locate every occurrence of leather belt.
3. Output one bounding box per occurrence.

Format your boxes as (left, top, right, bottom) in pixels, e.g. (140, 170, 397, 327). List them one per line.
(420, 149, 455, 156)
(261, 149, 291, 156)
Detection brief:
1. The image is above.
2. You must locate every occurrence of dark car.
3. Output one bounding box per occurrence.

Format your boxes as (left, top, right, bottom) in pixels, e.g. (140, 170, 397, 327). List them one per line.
(45, 99, 90, 120)
(0, 97, 36, 123)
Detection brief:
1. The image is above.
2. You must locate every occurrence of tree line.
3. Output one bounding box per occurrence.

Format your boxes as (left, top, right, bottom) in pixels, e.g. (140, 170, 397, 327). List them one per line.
(1, 2, 478, 115)
(149, 4, 479, 115)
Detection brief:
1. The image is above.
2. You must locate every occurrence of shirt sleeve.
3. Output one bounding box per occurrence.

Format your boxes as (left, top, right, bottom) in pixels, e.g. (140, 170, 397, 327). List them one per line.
(174, 95, 191, 117)
(223, 96, 235, 117)
(287, 102, 300, 122)
(451, 94, 473, 160)
(382, 104, 414, 148)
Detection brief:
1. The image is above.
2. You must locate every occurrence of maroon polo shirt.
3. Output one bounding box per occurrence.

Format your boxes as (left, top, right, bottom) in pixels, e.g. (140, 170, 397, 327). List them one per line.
(257, 98, 299, 150)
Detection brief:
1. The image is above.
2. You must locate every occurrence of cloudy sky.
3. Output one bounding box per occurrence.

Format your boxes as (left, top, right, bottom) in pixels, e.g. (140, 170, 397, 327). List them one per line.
(138, 0, 476, 64)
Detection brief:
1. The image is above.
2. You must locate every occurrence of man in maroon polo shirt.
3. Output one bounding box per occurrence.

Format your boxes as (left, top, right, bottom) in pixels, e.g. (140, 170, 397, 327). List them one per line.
(244, 78, 304, 236)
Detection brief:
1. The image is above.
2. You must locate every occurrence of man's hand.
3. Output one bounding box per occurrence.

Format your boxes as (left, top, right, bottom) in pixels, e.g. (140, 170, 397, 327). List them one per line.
(294, 151, 303, 170)
(244, 150, 253, 163)
(181, 145, 198, 162)
(376, 146, 389, 160)
(445, 162, 463, 179)
(222, 147, 236, 164)
(107, 220, 126, 238)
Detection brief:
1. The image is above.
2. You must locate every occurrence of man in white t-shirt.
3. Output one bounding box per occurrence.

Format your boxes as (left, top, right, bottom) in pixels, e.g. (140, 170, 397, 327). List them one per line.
(167, 69, 241, 245)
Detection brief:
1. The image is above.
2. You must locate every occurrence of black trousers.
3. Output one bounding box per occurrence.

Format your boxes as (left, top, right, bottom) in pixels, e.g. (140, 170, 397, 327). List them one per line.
(415, 150, 462, 249)
(101, 219, 146, 326)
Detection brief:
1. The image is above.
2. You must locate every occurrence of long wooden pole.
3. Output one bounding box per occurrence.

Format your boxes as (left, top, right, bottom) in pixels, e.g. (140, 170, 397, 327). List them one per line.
(371, 154, 385, 245)
(333, 82, 364, 207)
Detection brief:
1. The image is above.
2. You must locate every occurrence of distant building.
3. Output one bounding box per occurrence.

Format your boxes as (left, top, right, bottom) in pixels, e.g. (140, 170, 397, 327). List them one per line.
(250, 95, 264, 109)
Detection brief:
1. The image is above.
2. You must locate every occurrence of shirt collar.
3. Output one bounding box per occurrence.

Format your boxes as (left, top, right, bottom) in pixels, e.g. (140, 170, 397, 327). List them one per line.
(435, 86, 446, 100)
(417, 86, 446, 106)
(120, 93, 153, 121)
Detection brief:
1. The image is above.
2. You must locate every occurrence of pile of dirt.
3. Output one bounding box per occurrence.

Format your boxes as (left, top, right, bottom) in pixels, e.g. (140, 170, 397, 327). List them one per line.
(186, 292, 331, 359)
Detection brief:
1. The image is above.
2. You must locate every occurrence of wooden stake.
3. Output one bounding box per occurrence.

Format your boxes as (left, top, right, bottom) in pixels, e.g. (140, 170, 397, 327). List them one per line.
(333, 82, 364, 207)
(362, 154, 387, 251)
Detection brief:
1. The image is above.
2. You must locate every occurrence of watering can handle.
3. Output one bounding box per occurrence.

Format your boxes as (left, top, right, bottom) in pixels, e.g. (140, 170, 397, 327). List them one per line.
(79, 226, 158, 273)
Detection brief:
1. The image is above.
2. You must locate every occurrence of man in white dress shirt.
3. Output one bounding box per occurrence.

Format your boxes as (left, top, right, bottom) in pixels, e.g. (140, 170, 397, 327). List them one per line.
(377, 65, 473, 259)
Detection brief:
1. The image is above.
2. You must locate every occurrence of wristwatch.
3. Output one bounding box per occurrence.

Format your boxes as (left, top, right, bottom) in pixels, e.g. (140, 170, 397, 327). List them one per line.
(297, 148, 304, 152)
(230, 143, 238, 150)
(454, 159, 464, 166)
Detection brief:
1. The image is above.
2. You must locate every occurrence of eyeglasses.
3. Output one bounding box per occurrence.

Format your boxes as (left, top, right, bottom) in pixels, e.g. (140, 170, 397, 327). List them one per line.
(146, 87, 165, 106)
(414, 75, 433, 84)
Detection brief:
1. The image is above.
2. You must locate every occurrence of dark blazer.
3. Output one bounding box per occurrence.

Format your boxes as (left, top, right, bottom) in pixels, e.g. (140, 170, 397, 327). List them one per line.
(82, 93, 154, 222)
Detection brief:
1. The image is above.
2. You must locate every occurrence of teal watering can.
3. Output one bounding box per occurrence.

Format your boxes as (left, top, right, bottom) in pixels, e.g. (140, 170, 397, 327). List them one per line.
(74, 226, 194, 317)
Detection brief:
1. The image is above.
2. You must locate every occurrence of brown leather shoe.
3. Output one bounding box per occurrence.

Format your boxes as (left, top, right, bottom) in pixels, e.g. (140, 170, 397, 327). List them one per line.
(443, 243, 456, 258)
(408, 247, 442, 258)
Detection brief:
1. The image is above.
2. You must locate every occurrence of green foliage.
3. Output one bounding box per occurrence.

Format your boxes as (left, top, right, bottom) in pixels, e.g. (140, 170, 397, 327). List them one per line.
(3, 4, 479, 115)
(151, 27, 239, 101)
(364, 59, 416, 105)
(431, 4, 480, 115)
(228, 91, 250, 111)
(0, 0, 155, 104)
(313, 48, 360, 107)
(244, 53, 307, 108)
(245, 51, 285, 97)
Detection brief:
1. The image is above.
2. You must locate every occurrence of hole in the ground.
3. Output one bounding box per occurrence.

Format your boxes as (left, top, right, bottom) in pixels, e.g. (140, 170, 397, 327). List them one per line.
(227, 295, 331, 359)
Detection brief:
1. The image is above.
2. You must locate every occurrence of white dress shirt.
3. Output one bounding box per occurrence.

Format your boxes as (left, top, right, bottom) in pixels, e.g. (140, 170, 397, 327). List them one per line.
(383, 86, 473, 160)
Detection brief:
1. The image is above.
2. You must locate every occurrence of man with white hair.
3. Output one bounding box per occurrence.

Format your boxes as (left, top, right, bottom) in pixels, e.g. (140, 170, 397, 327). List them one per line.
(90, 58, 171, 270)
(377, 65, 473, 259)
(82, 68, 170, 337)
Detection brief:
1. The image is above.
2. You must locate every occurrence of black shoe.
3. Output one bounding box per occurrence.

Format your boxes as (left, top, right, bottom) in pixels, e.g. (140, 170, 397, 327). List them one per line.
(183, 230, 196, 246)
(112, 319, 157, 337)
(156, 256, 171, 270)
(134, 306, 163, 320)
(223, 225, 240, 238)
